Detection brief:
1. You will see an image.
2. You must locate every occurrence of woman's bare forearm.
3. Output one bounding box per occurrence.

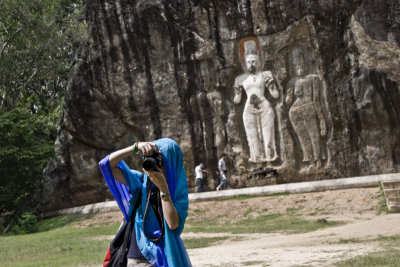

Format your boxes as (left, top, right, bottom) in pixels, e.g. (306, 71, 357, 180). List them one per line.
(161, 196, 179, 230)
(108, 145, 135, 185)
(109, 145, 135, 167)
(143, 168, 179, 230)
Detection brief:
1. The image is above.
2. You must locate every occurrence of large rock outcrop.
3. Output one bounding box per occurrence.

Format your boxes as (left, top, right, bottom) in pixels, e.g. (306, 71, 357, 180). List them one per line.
(37, 0, 400, 212)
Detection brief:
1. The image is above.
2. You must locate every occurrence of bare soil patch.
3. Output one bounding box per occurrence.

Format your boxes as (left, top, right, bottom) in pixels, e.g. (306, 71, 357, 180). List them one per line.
(187, 187, 381, 223)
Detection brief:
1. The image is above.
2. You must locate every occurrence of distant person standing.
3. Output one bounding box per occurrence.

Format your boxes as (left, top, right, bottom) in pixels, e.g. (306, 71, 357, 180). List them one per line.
(217, 154, 228, 191)
(195, 163, 207, 192)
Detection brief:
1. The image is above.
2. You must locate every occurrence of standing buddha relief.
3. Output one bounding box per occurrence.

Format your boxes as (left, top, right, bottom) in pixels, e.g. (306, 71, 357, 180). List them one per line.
(233, 37, 279, 163)
(286, 48, 327, 169)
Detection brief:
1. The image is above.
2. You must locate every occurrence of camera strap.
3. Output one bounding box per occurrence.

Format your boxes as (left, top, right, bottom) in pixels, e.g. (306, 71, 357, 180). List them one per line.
(142, 179, 165, 242)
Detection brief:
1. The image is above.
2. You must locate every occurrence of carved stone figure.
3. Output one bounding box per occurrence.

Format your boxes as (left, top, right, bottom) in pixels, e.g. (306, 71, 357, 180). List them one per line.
(286, 50, 326, 169)
(207, 91, 227, 152)
(234, 39, 279, 163)
(198, 60, 227, 154)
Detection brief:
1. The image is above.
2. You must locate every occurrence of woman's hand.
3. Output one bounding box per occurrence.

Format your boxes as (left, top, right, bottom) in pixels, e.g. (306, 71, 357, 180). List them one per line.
(143, 167, 169, 194)
(137, 142, 159, 156)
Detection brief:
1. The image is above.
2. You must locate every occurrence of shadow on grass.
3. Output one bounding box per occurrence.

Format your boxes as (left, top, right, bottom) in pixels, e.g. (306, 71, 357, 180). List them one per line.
(37, 213, 96, 232)
(183, 236, 230, 249)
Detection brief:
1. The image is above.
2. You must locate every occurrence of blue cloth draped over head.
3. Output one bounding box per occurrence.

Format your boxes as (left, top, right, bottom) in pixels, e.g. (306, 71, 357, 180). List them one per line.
(99, 138, 192, 267)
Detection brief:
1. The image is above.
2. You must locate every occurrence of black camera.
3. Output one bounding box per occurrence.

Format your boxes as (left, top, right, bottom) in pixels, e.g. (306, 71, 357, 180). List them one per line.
(143, 150, 163, 171)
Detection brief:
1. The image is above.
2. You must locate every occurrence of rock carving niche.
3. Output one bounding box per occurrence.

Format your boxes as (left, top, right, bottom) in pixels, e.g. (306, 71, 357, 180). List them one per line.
(286, 48, 327, 170)
(351, 67, 393, 173)
(233, 37, 279, 163)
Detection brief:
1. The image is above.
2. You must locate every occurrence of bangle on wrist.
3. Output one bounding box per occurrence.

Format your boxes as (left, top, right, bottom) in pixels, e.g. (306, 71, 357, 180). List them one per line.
(133, 142, 139, 154)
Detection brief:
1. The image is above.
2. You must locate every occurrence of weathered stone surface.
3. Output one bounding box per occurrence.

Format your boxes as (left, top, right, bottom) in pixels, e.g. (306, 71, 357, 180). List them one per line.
(36, 0, 400, 212)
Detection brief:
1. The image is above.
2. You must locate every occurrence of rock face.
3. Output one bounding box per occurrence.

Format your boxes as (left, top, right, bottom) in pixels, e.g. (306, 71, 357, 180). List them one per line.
(37, 0, 400, 212)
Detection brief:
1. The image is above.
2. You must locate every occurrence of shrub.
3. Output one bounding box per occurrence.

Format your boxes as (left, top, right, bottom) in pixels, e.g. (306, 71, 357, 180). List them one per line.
(11, 212, 38, 234)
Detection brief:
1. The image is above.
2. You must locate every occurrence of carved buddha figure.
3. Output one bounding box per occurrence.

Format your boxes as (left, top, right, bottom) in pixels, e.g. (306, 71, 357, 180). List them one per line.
(287, 50, 326, 169)
(234, 40, 279, 163)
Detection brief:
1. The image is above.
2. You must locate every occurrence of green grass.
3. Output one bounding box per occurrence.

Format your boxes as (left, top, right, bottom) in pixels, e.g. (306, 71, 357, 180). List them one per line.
(0, 216, 120, 267)
(335, 249, 400, 267)
(334, 234, 400, 266)
(185, 213, 341, 234)
(182, 236, 229, 249)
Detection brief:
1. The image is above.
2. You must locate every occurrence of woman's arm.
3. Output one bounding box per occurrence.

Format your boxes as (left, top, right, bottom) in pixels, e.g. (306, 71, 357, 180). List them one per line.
(109, 142, 159, 185)
(108, 146, 133, 185)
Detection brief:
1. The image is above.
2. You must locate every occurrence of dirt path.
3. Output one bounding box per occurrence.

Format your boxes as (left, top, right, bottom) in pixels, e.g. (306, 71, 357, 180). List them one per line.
(185, 214, 400, 266)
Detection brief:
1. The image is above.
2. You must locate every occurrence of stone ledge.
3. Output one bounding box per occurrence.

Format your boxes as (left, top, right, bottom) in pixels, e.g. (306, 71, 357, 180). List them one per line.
(43, 200, 119, 218)
(190, 173, 400, 201)
(45, 173, 400, 217)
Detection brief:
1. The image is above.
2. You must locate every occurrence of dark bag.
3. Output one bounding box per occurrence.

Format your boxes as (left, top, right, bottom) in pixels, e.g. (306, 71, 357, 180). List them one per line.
(103, 216, 133, 267)
(103, 176, 164, 267)
(104, 175, 143, 267)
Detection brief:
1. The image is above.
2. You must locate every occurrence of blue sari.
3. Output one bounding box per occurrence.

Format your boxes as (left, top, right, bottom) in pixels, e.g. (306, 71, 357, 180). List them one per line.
(99, 138, 192, 267)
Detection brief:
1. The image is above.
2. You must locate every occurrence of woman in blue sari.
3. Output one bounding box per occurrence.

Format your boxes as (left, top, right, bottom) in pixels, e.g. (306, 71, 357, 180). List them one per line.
(99, 138, 192, 267)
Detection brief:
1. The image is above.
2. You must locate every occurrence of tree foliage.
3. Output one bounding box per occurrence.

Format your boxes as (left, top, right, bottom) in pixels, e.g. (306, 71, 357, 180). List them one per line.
(0, 0, 86, 232)
(0, 106, 59, 231)
(0, 0, 86, 113)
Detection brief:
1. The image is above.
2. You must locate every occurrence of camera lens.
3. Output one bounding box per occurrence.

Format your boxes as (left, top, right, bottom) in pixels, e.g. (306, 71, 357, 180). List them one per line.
(143, 157, 157, 171)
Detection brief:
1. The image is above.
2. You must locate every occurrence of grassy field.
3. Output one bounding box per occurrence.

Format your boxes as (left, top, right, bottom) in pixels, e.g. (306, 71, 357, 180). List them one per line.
(0, 209, 342, 267)
(1, 227, 111, 266)
(184, 212, 341, 234)
(0, 214, 118, 267)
